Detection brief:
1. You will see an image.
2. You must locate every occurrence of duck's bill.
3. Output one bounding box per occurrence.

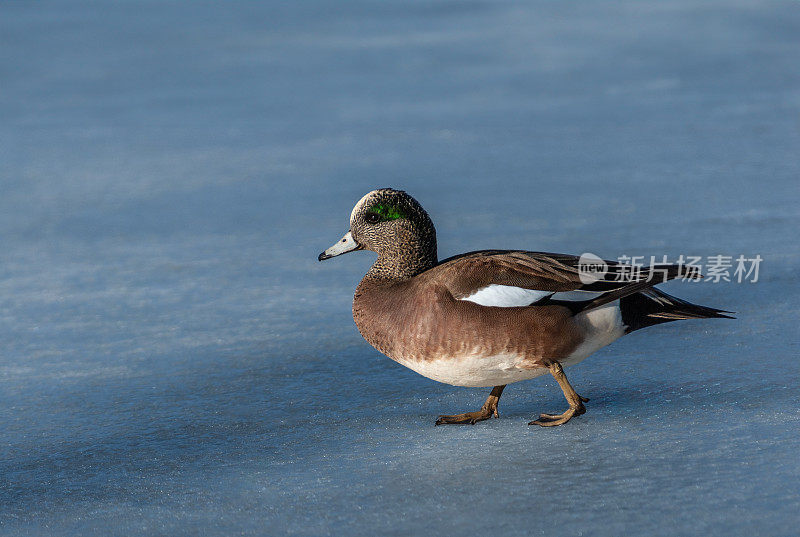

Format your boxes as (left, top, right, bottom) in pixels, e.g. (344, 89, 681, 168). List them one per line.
(318, 231, 363, 261)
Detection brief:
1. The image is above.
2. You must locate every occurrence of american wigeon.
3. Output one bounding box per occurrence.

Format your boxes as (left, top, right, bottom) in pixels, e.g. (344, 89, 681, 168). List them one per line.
(319, 189, 732, 426)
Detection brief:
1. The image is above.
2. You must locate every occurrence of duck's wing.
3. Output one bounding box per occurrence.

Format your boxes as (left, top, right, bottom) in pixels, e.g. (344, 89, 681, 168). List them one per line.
(431, 250, 700, 314)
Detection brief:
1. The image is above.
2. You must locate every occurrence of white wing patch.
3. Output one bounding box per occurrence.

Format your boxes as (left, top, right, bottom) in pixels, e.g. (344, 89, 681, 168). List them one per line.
(459, 285, 550, 307)
(546, 290, 607, 302)
(459, 284, 605, 307)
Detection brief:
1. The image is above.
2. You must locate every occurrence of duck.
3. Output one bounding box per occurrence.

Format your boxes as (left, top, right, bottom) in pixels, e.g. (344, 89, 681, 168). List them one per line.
(318, 188, 732, 426)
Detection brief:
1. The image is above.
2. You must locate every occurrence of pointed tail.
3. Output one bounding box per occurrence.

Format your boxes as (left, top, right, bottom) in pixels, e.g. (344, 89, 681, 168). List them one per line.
(619, 288, 734, 333)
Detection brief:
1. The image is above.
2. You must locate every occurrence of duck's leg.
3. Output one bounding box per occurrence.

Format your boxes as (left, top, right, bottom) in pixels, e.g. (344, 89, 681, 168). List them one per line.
(435, 385, 506, 425)
(529, 362, 589, 427)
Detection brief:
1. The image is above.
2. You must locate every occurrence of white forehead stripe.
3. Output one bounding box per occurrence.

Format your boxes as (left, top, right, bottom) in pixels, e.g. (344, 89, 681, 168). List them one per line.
(459, 285, 605, 307)
(350, 191, 377, 224)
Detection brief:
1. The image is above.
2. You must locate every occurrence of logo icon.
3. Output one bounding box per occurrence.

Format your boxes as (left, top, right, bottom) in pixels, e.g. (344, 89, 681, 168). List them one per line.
(578, 253, 608, 284)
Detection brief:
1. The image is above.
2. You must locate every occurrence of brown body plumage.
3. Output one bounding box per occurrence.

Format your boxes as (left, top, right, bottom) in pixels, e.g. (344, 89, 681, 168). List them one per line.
(353, 265, 582, 370)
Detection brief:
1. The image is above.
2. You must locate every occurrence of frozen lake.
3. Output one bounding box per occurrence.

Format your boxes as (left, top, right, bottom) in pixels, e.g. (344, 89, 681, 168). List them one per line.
(1, 1, 798, 535)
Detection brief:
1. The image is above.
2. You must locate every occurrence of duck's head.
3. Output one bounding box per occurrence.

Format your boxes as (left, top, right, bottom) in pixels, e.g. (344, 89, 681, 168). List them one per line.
(318, 188, 437, 279)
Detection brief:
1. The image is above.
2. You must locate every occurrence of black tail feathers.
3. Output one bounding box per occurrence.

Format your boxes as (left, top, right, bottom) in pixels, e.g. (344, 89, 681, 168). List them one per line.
(619, 288, 734, 333)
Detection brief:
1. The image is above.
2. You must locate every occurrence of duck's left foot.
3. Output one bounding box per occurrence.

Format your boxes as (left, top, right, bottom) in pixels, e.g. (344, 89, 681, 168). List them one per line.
(435, 407, 497, 425)
(435, 385, 505, 426)
(528, 396, 588, 427)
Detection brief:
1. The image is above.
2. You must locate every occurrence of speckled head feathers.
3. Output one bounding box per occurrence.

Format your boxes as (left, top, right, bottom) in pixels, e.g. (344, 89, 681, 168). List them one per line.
(348, 189, 438, 280)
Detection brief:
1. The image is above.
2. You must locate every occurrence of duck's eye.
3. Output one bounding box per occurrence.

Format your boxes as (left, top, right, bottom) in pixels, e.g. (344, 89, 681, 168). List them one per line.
(364, 212, 381, 224)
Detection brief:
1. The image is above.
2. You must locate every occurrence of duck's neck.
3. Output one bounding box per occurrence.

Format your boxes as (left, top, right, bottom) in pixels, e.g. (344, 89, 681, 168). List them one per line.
(365, 238, 438, 281)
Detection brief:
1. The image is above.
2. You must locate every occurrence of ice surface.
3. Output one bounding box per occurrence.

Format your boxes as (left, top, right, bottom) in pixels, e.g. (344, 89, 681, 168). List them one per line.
(1, 1, 799, 535)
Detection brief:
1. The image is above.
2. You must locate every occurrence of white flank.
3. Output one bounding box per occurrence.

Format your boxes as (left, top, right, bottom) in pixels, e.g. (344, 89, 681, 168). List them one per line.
(396, 298, 626, 388)
(563, 300, 626, 366)
(459, 284, 605, 307)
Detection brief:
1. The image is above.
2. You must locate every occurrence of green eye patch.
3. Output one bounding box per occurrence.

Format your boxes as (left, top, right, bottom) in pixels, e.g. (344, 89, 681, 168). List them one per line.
(368, 204, 404, 221)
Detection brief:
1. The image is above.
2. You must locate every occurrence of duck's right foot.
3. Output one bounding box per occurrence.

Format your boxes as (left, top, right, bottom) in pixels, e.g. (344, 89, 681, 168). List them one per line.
(528, 396, 588, 427)
(528, 362, 589, 427)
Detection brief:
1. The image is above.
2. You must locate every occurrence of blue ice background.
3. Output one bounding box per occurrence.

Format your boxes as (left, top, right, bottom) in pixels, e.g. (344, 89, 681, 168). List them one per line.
(1, 1, 799, 535)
